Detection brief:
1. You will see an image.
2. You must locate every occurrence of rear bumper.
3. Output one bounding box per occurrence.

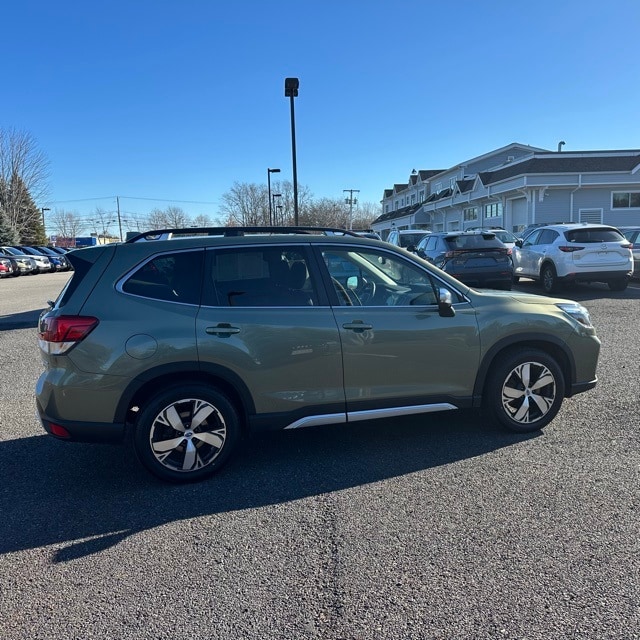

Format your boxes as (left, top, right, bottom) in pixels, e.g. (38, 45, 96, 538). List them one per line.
(567, 377, 598, 398)
(561, 269, 632, 283)
(36, 398, 125, 443)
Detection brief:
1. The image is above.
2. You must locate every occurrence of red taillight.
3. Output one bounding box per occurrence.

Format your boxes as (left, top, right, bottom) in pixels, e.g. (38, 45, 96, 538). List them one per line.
(559, 245, 585, 253)
(49, 423, 71, 438)
(38, 316, 99, 354)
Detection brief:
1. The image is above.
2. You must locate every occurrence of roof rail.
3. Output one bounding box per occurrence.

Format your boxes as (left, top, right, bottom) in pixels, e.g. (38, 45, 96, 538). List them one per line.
(126, 226, 361, 243)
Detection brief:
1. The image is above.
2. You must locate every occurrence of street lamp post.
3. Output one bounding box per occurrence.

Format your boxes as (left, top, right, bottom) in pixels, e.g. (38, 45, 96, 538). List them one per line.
(284, 77, 299, 226)
(267, 168, 281, 225)
(272, 193, 282, 225)
(41, 207, 50, 233)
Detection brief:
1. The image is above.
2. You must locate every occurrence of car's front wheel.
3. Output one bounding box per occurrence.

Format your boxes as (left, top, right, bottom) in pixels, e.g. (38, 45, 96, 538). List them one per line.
(134, 384, 240, 482)
(484, 348, 565, 433)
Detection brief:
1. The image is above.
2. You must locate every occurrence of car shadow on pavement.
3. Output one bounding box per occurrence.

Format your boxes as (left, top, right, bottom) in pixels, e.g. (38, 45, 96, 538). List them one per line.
(513, 278, 640, 301)
(0, 309, 42, 331)
(0, 411, 539, 562)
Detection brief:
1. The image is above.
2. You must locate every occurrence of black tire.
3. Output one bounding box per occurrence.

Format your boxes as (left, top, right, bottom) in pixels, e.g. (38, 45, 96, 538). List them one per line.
(541, 263, 559, 294)
(133, 384, 240, 483)
(484, 348, 565, 433)
(608, 278, 628, 292)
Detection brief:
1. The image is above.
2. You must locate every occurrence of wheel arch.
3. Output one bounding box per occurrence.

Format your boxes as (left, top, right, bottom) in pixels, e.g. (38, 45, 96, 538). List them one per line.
(473, 334, 575, 405)
(114, 361, 255, 431)
(539, 258, 558, 276)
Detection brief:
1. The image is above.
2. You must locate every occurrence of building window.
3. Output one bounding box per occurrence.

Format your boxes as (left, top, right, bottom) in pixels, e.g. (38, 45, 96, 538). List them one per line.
(463, 206, 478, 221)
(385, 204, 389, 213)
(612, 192, 640, 208)
(410, 194, 416, 204)
(419, 189, 425, 202)
(484, 202, 503, 218)
(394, 200, 399, 210)
(449, 177, 456, 189)
(434, 182, 442, 194)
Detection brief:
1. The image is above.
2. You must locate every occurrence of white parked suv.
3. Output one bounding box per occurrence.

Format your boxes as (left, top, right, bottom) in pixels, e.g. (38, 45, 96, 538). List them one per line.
(512, 223, 633, 293)
(386, 229, 430, 252)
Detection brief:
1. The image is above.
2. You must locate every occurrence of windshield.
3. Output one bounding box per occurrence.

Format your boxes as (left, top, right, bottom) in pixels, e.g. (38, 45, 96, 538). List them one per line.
(399, 233, 427, 247)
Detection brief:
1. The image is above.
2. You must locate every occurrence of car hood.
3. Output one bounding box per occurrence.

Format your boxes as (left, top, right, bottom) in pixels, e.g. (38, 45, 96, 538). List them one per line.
(476, 288, 574, 306)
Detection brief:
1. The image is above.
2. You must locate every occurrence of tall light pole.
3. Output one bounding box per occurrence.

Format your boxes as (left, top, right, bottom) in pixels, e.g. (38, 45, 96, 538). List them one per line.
(272, 193, 282, 225)
(284, 77, 299, 225)
(267, 168, 280, 225)
(343, 189, 360, 230)
(41, 207, 50, 233)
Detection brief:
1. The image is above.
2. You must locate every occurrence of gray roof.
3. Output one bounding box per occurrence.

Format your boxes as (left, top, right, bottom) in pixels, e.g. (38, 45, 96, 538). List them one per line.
(479, 153, 640, 185)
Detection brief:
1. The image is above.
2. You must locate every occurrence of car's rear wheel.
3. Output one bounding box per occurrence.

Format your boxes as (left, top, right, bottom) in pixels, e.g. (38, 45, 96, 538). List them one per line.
(134, 384, 240, 483)
(484, 348, 565, 433)
(541, 263, 559, 293)
(608, 278, 628, 291)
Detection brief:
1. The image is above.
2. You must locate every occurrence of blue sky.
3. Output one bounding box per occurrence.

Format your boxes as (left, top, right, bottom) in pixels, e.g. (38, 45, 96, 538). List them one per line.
(3, 0, 638, 229)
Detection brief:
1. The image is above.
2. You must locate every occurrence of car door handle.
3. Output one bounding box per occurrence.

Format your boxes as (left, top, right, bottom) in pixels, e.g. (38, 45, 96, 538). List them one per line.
(342, 321, 373, 333)
(205, 323, 241, 337)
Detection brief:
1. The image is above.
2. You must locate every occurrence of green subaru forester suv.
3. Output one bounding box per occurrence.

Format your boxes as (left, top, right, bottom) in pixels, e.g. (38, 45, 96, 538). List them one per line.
(36, 227, 600, 482)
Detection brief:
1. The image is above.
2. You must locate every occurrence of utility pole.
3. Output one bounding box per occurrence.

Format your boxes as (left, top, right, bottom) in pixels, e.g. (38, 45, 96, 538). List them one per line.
(117, 197, 123, 241)
(343, 189, 360, 230)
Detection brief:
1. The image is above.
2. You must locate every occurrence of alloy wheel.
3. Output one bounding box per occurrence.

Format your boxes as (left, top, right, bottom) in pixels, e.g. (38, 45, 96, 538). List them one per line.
(500, 361, 556, 425)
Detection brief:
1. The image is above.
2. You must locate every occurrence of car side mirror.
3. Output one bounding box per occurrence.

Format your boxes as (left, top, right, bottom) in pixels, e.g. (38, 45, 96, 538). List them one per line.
(515, 239, 523, 248)
(438, 288, 456, 317)
(407, 244, 416, 253)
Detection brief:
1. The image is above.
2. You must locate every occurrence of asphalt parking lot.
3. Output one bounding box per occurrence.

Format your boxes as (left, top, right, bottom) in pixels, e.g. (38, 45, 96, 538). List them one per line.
(1, 273, 639, 639)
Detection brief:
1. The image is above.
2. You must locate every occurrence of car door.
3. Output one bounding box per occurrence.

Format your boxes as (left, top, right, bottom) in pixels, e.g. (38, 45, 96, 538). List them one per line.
(315, 244, 481, 418)
(514, 229, 559, 276)
(196, 244, 345, 424)
(513, 229, 541, 276)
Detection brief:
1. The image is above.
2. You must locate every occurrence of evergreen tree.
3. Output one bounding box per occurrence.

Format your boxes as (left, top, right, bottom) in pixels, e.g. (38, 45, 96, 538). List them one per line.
(0, 209, 18, 244)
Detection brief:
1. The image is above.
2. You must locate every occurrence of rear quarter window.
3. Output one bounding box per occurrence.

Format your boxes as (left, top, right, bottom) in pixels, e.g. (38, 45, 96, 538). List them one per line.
(122, 250, 204, 304)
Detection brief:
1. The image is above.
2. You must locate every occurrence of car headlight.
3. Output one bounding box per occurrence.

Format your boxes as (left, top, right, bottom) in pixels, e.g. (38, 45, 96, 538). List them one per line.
(556, 302, 592, 328)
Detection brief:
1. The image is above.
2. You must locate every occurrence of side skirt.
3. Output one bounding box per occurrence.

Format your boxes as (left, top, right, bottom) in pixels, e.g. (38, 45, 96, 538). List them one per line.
(283, 403, 457, 430)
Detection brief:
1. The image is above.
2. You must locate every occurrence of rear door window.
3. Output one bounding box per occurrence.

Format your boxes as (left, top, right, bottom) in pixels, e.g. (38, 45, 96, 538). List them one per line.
(203, 246, 319, 307)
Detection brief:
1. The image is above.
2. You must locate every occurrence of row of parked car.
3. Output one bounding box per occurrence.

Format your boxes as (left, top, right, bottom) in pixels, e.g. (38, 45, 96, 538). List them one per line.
(0, 245, 73, 278)
(385, 224, 639, 294)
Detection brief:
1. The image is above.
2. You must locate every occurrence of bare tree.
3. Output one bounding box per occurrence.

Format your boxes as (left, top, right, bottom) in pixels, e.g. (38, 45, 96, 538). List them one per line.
(192, 213, 213, 227)
(87, 207, 118, 238)
(51, 209, 86, 241)
(164, 206, 190, 227)
(219, 182, 268, 226)
(0, 128, 50, 239)
(146, 206, 190, 229)
(350, 201, 380, 230)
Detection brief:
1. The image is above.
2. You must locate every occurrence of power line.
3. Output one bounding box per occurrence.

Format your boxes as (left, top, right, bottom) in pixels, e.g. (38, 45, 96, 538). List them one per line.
(48, 195, 219, 206)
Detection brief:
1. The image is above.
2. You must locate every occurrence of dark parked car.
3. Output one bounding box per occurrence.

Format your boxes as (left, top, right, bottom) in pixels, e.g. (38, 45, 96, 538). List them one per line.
(34, 246, 72, 271)
(416, 231, 513, 290)
(0, 247, 38, 275)
(37, 226, 600, 482)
